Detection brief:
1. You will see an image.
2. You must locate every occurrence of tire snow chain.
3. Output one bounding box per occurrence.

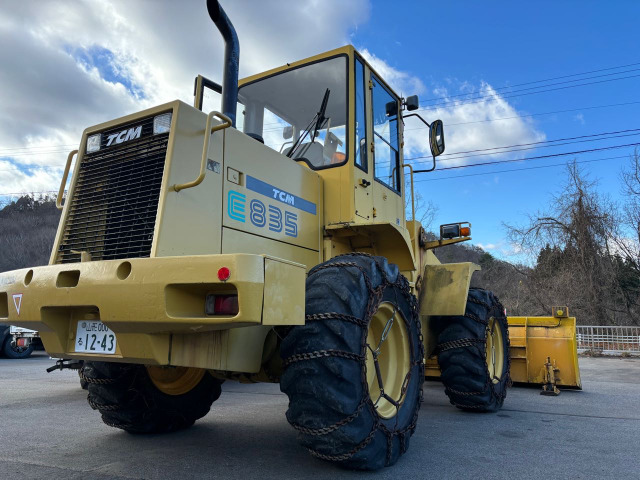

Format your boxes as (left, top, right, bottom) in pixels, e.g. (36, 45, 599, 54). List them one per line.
(297, 253, 423, 465)
(87, 395, 120, 412)
(308, 420, 380, 462)
(435, 338, 485, 355)
(102, 418, 135, 430)
(450, 292, 512, 408)
(282, 349, 364, 368)
(79, 369, 120, 385)
(305, 312, 368, 328)
(291, 398, 368, 436)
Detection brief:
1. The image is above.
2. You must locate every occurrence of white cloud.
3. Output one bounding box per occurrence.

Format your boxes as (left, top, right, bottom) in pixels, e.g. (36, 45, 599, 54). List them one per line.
(477, 243, 497, 250)
(358, 48, 425, 96)
(404, 82, 546, 166)
(0, 0, 370, 198)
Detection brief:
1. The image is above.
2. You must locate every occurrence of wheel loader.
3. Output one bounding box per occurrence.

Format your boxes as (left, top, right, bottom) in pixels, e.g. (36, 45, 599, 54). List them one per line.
(0, 0, 579, 470)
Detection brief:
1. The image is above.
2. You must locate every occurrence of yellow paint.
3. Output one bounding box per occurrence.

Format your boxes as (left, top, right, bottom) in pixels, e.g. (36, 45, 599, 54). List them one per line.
(365, 302, 410, 419)
(507, 314, 581, 388)
(419, 263, 481, 317)
(262, 257, 306, 326)
(146, 366, 206, 395)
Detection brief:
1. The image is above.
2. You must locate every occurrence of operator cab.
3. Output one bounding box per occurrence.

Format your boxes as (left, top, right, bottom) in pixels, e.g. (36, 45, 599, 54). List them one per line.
(195, 45, 444, 228)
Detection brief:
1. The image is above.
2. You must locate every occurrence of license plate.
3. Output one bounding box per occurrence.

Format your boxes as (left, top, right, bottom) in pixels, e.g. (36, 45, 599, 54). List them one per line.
(75, 321, 117, 354)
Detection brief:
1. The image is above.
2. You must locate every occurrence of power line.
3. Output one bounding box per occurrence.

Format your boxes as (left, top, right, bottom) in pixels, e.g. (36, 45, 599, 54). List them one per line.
(411, 142, 640, 172)
(420, 62, 640, 103)
(414, 154, 630, 183)
(403, 100, 640, 131)
(418, 73, 640, 111)
(406, 128, 640, 164)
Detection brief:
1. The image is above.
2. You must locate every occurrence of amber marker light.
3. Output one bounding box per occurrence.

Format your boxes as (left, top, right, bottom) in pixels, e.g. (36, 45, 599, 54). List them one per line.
(460, 226, 471, 236)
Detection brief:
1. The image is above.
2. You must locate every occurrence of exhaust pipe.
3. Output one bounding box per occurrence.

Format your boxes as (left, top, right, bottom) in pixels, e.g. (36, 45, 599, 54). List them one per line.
(206, 0, 239, 127)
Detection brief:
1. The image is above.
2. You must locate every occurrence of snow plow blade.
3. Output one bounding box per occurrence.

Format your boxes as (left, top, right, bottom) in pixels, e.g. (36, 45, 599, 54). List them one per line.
(425, 306, 581, 389)
(507, 307, 581, 388)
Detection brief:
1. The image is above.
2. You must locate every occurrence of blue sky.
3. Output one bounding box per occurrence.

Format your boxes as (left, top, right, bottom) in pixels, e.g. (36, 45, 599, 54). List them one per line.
(351, 1, 640, 258)
(1, 0, 638, 262)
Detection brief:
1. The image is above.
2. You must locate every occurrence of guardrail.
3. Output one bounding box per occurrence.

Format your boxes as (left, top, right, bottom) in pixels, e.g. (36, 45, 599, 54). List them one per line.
(577, 326, 640, 356)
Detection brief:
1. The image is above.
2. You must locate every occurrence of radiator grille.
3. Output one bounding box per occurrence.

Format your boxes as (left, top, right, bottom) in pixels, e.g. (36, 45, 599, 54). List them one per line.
(57, 116, 168, 263)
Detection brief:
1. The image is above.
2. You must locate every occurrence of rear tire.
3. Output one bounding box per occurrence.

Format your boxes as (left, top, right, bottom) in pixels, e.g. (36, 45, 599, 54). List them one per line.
(433, 288, 510, 412)
(82, 362, 222, 433)
(2, 336, 35, 359)
(280, 254, 424, 470)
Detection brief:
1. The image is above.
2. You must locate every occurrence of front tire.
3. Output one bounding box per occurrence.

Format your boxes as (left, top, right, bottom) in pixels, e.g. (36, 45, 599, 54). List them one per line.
(280, 254, 424, 470)
(434, 288, 510, 412)
(82, 362, 222, 433)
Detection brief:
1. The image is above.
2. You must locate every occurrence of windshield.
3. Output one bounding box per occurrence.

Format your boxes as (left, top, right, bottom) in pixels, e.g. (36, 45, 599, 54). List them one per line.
(238, 55, 348, 169)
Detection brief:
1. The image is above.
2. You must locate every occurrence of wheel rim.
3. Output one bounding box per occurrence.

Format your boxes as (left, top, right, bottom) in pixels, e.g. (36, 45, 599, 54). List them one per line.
(365, 301, 411, 419)
(146, 366, 205, 396)
(485, 317, 505, 383)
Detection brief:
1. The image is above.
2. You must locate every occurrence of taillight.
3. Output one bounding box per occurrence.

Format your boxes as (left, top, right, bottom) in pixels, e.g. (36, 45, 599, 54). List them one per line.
(205, 294, 238, 315)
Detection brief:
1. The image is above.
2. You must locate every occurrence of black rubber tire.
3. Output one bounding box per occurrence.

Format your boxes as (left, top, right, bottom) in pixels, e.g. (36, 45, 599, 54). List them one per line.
(433, 288, 510, 412)
(280, 254, 424, 471)
(78, 362, 88, 390)
(82, 362, 222, 433)
(2, 336, 35, 359)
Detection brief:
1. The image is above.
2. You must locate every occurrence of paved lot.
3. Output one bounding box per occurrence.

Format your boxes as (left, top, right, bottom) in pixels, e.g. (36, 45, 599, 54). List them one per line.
(1, 353, 638, 479)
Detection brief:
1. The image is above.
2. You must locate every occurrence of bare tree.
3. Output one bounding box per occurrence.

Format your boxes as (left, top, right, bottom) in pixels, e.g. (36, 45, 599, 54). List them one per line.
(506, 161, 638, 325)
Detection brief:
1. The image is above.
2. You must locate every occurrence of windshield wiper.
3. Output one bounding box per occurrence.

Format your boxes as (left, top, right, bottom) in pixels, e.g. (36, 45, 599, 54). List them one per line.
(287, 88, 331, 158)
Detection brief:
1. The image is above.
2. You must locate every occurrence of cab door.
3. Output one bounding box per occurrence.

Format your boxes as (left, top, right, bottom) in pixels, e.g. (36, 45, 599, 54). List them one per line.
(353, 56, 374, 221)
(370, 73, 404, 228)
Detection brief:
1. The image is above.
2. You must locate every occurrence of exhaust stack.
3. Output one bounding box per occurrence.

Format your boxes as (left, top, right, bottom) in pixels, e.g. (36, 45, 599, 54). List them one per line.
(206, 0, 239, 127)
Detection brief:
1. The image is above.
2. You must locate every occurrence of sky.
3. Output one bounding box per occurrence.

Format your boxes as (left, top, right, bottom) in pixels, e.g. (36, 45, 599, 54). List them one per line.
(0, 0, 639, 262)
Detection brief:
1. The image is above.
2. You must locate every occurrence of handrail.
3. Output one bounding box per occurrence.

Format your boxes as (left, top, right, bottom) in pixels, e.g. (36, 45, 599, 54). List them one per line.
(402, 163, 416, 240)
(56, 149, 78, 210)
(172, 111, 232, 192)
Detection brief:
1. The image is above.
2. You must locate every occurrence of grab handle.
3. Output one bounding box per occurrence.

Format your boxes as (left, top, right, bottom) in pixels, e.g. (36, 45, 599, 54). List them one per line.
(172, 111, 232, 192)
(56, 150, 78, 210)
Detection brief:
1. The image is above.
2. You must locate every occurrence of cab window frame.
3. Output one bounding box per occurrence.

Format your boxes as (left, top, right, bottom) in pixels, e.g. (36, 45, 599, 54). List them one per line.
(354, 55, 368, 173)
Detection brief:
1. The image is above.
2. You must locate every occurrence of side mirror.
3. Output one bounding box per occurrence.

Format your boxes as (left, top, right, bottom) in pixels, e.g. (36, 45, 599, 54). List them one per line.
(283, 125, 293, 139)
(385, 101, 398, 117)
(429, 120, 445, 157)
(405, 95, 419, 111)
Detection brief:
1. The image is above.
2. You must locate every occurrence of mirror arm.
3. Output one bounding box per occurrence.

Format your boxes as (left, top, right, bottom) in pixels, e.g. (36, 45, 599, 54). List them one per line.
(402, 113, 430, 128)
(402, 113, 436, 173)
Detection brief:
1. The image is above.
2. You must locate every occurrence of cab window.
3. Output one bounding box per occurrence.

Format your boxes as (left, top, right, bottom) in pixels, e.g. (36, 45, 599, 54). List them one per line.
(355, 57, 367, 171)
(371, 75, 400, 192)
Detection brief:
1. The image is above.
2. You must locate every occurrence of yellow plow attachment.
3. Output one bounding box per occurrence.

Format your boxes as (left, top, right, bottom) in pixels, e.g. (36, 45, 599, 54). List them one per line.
(425, 307, 582, 390)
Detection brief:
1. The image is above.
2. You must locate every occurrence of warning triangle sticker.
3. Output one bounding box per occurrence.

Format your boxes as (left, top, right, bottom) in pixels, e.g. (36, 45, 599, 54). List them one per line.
(12, 294, 22, 316)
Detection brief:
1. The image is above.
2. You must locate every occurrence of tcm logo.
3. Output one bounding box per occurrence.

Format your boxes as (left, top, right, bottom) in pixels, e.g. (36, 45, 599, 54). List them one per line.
(106, 126, 142, 146)
(272, 188, 295, 206)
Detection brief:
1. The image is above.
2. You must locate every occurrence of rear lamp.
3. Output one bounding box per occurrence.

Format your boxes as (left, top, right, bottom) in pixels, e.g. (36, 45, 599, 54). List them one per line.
(15, 338, 29, 347)
(441, 224, 460, 239)
(87, 134, 101, 153)
(205, 294, 239, 316)
(153, 112, 172, 134)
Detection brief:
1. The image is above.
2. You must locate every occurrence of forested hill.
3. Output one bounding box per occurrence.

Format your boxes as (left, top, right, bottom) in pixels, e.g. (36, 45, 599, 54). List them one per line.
(0, 196, 60, 272)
